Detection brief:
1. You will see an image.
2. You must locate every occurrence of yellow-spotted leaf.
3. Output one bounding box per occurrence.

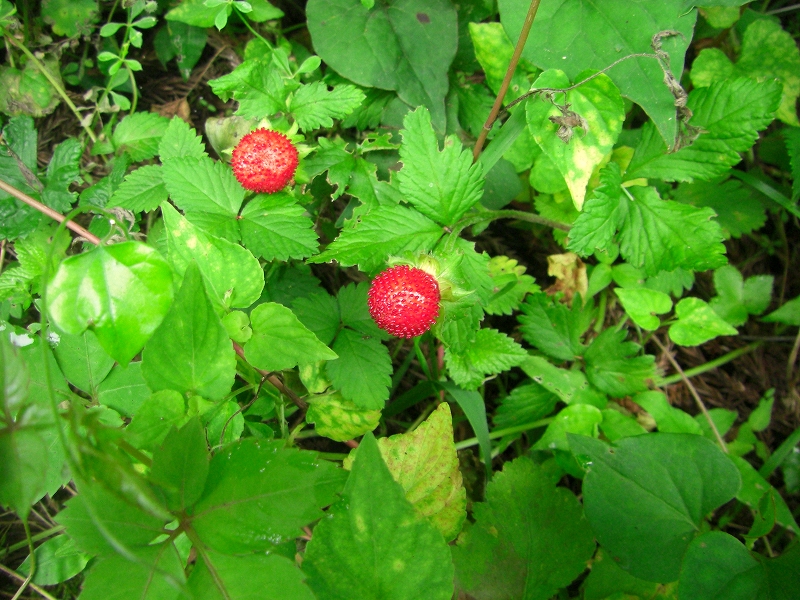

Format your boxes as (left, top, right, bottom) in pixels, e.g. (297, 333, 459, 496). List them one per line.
(306, 392, 381, 442)
(344, 403, 466, 541)
(526, 69, 624, 210)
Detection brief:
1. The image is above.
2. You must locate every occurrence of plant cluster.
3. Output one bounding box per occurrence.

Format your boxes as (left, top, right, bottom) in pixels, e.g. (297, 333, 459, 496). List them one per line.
(0, 0, 799, 599)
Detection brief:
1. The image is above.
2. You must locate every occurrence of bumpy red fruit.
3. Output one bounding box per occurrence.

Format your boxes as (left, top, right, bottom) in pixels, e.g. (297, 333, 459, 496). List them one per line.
(368, 265, 441, 338)
(231, 128, 298, 193)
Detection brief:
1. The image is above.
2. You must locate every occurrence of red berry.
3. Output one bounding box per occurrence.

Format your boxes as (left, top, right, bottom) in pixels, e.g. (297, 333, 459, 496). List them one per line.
(368, 266, 441, 338)
(231, 128, 299, 193)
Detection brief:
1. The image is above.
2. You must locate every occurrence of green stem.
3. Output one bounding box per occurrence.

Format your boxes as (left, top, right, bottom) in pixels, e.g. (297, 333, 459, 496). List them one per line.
(0, 526, 65, 559)
(454, 417, 554, 451)
(657, 342, 762, 386)
(236, 9, 271, 47)
(127, 67, 138, 114)
(759, 425, 800, 479)
(413, 337, 433, 380)
(10, 520, 35, 600)
(182, 524, 232, 600)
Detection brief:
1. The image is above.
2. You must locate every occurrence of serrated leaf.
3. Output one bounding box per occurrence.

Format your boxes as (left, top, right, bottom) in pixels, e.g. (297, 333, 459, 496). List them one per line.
(397, 106, 484, 226)
(108, 165, 168, 212)
(669, 297, 738, 346)
(207, 55, 290, 118)
(452, 456, 595, 600)
(584, 329, 656, 397)
(141, 263, 236, 401)
(158, 117, 208, 161)
(46, 241, 174, 365)
(345, 403, 466, 541)
(521, 355, 607, 408)
(493, 382, 558, 430)
(337, 282, 388, 339)
(672, 179, 768, 239)
(291, 291, 340, 345)
(191, 439, 346, 553)
(290, 82, 365, 131)
(162, 203, 264, 311)
(526, 70, 624, 209)
(627, 78, 781, 182)
(616, 287, 673, 331)
(303, 432, 454, 600)
(306, 392, 380, 442)
(112, 112, 171, 162)
(239, 193, 319, 261)
(310, 204, 443, 273)
(445, 328, 527, 390)
(485, 255, 539, 316)
(44, 138, 82, 208)
(245, 302, 337, 372)
(518, 293, 587, 361)
(327, 329, 391, 409)
(567, 163, 625, 256)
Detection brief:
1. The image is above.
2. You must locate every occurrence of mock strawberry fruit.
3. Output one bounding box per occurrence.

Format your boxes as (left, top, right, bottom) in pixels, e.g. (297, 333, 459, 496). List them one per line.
(231, 128, 298, 193)
(368, 265, 441, 338)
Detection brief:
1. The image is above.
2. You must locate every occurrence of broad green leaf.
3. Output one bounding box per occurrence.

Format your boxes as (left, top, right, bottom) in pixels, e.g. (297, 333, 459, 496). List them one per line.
(108, 165, 168, 212)
(97, 362, 149, 417)
(306, 392, 381, 442)
(155, 21, 208, 81)
(248, 0, 284, 21)
(142, 263, 235, 401)
(669, 297, 738, 347)
(52, 330, 115, 395)
(290, 82, 366, 131)
(568, 433, 741, 582)
(493, 382, 558, 430)
(534, 404, 603, 452)
(397, 107, 484, 226)
(526, 70, 624, 209)
(710, 265, 773, 327)
(208, 56, 289, 118)
(600, 408, 647, 441)
(303, 432, 454, 600)
(306, 0, 457, 132)
(158, 117, 208, 161)
(500, 0, 694, 148)
(162, 203, 264, 311)
(2, 332, 30, 415)
(633, 391, 702, 435)
(518, 293, 587, 361)
(47, 241, 174, 365)
(245, 302, 337, 372)
(468, 22, 529, 99)
(672, 179, 768, 239)
(616, 287, 673, 331)
(150, 418, 209, 512)
(126, 390, 187, 451)
(310, 204, 443, 273)
(327, 328, 391, 409)
(444, 328, 527, 390)
(205, 399, 244, 447)
(112, 112, 171, 162)
(166, 0, 228, 27)
(485, 255, 539, 316)
(452, 456, 595, 600)
(760, 542, 800, 600)
(763, 294, 800, 326)
(440, 381, 492, 477)
(188, 551, 314, 600)
(41, 0, 97, 37)
(567, 162, 626, 258)
(584, 329, 656, 397)
(17, 536, 90, 586)
(627, 78, 781, 182)
(730, 455, 799, 535)
(191, 439, 347, 553)
(0, 423, 50, 519)
(678, 532, 766, 600)
(337, 282, 389, 339)
(522, 355, 607, 408)
(239, 193, 319, 261)
(161, 156, 244, 240)
(583, 548, 659, 600)
(345, 403, 466, 541)
(292, 291, 341, 345)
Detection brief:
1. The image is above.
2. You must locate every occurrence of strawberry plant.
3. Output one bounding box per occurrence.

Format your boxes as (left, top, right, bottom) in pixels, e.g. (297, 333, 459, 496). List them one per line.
(0, 0, 799, 599)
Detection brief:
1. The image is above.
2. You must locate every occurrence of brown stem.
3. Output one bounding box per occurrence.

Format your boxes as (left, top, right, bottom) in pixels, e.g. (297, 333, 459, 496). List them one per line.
(0, 178, 101, 245)
(472, 0, 542, 162)
(232, 341, 308, 410)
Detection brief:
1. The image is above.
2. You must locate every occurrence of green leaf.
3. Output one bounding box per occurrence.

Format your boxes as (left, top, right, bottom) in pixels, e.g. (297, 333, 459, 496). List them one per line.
(47, 241, 174, 365)
(327, 329, 391, 409)
(672, 179, 768, 239)
(583, 548, 658, 600)
(493, 382, 558, 430)
(108, 165, 168, 213)
(208, 57, 289, 118)
(627, 78, 781, 182)
(162, 202, 264, 311)
(150, 418, 209, 512)
(161, 156, 245, 241)
(247, 0, 284, 21)
(0, 415, 50, 518)
(188, 551, 314, 600)
(239, 193, 319, 261)
(786, 127, 800, 203)
(303, 432, 454, 600)
(112, 112, 171, 162)
(166, 0, 227, 27)
(97, 362, 150, 418)
(290, 82, 366, 131)
(518, 293, 587, 361)
(669, 297, 738, 346)
(126, 390, 187, 451)
(41, 0, 97, 37)
(762, 294, 800, 326)
(452, 456, 595, 600)
(535, 404, 603, 452)
(191, 439, 347, 553)
(17, 536, 90, 586)
(709, 265, 773, 327)
(600, 408, 647, 441)
(292, 291, 340, 345)
(633, 391, 702, 435)
(306, 392, 381, 442)
(306, 0, 458, 132)
(397, 107, 484, 226)
(584, 329, 656, 397)
(444, 328, 527, 390)
(346, 403, 466, 541)
(337, 282, 389, 339)
(468, 22, 529, 100)
(678, 532, 766, 600)
(568, 433, 741, 582)
(245, 302, 337, 372)
(43, 138, 82, 211)
(521, 355, 607, 408)
(52, 330, 115, 395)
(485, 255, 539, 316)
(158, 117, 208, 161)
(729, 455, 799, 535)
(310, 204, 443, 273)
(500, 0, 694, 148)
(526, 70, 624, 209)
(142, 263, 236, 401)
(616, 287, 673, 331)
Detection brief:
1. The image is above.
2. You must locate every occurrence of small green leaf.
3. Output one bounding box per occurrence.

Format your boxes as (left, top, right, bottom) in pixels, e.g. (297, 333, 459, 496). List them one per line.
(239, 193, 319, 261)
(444, 328, 527, 390)
(97, 362, 149, 418)
(493, 382, 558, 430)
(633, 391, 702, 435)
(762, 294, 800, 326)
(290, 82, 366, 131)
(112, 112, 171, 162)
(159, 117, 208, 161)
(669, 297, 738, 347)
(534, 404, 603, 452)
(485, 255, 539, 316)
(306, 392, 381, 442)
(584, 329, 656, 397)
(126, 390, 187, 451)
(710, 265, 773, 327)
(521, 355, 607, 408)
(150, 417, 209, 512)
(326, 329, 391, 409)
(616, 287, 673, 331)
(16, 536, 90, 586)
(47, 241, 174, 365)
(107, 165, 168, 213)
(518, 293, 587, 361)
(52, 330, 115, 395)
(247, 0, 284, 21)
